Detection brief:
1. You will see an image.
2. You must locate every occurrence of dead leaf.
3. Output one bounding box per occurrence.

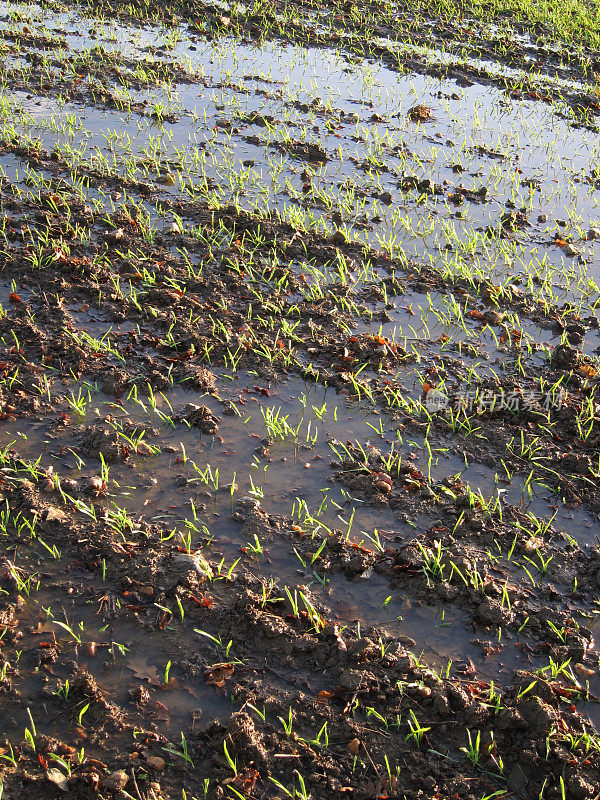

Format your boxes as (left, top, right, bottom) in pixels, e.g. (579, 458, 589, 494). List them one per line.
(204, 662, 234, 687)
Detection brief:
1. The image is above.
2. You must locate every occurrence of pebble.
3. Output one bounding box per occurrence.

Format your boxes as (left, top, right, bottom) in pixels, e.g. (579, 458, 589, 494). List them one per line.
(46, 769, 68, 791)
(145, 756, 165, 771)
(44, 506, 66, 523)
(105, 227, 124, 242)
(104, 771, 129, 791)
(87, 475, 104, 494)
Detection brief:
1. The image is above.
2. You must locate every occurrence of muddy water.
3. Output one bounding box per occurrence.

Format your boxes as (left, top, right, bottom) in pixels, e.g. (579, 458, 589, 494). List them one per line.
(4, 580, 232, 741)
(1, 3, 600, 785)
(0, 348, 579, 742)
(0, 280, 594, 555)
(3, 2, 600, 296)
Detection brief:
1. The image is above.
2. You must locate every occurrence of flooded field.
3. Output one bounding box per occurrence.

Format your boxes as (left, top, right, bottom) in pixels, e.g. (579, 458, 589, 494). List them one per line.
(1, 1, 600, 799)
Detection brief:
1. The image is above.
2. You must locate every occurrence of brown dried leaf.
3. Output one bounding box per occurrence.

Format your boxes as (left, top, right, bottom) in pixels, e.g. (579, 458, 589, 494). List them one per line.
(204, 662, 234, 687)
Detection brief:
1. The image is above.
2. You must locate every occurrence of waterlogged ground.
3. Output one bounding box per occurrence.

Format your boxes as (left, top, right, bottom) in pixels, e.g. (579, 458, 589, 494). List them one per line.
(1, 1, 600, 799)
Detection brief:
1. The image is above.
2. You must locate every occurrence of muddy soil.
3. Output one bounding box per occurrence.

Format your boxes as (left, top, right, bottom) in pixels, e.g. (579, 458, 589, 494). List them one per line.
(0, 1, 599, 800)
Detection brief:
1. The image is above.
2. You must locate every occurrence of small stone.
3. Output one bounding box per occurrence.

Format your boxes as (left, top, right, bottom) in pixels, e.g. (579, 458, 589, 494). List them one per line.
(86, 476, 105, 495)
(347, 738, 360, 755)
(537, 213, 547, 223)
(145, 756, 165, 771)
(105, 227, 124, 242)
(104, 770, 129, 791)
(46, 769, 68, 791)
(173, 552, 212, 578)
(588, 226, 600, 240)
(44, 506, 66, 523)
(524, 537, 543, 553)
